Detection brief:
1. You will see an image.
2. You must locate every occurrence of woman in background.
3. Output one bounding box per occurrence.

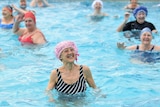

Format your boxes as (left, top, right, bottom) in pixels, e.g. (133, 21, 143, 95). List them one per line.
(30, 0, 52, 7)
(117, 27, 160, 63)
(124, 0, 139, 10)
(88, 0, 108, 22)
(0, 5, 15, 29)
(13, 11, 46, 45)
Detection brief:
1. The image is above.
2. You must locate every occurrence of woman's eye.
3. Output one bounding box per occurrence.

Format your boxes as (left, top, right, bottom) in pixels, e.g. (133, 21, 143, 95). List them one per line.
(64, 50, 68, 53)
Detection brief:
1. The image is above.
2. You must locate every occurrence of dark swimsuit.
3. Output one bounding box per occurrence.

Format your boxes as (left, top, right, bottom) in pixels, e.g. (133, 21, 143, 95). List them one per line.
(132, 45, 157, 63)
(55, 65, 87, 95)
(136, 45, 154, 51)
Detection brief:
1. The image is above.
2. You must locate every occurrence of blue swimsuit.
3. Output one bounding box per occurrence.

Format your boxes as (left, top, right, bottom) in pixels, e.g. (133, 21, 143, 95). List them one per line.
(0, 19, 14, 29)
(131, 45, 156, 63)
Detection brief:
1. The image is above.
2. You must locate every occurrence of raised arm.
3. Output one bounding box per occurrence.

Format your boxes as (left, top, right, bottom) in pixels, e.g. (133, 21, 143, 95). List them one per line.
(116, 12, 130, 32)
(83, 65, 97, 89)
(13, 14, 25, 36)
(12, 4, 27, 14)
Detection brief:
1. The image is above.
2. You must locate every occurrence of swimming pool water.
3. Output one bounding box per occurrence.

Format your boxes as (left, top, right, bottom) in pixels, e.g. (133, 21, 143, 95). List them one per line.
(1, 1, 160, 107)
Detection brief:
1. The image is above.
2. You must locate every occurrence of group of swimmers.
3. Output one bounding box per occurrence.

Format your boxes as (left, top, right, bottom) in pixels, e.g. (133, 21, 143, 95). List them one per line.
(0, 0, 160, 102)
(0, 0, 51, 45)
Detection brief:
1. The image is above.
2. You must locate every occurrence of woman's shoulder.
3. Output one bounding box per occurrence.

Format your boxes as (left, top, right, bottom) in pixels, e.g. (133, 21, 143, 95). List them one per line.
(80, 65, 90, 71)
(51, 69, 59, 76)
(153, 45, 160, 51)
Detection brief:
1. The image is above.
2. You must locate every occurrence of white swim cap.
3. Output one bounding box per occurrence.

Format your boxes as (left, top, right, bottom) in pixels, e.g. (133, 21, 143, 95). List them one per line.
(91, 0, 103, 9)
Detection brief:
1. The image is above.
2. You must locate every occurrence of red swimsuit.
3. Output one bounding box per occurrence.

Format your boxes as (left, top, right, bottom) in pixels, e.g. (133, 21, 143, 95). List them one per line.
(18, 35, 33, 44)
(18, 30, 45, 44)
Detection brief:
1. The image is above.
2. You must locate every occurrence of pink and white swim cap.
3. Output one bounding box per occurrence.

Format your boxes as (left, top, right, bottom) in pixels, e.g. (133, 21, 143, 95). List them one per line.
(54, 41, 79, 60)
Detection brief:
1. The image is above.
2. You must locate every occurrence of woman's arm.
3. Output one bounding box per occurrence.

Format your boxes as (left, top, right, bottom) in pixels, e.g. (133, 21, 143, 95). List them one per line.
(117, 42, 137, 50)
(12, 4, 27, 14)
(32, 31, 47, 44)
(116, 12, 130, 32)
(83, 65, 97, 89)
(13, 15, 25, 36)
(46, 70, 57, 102)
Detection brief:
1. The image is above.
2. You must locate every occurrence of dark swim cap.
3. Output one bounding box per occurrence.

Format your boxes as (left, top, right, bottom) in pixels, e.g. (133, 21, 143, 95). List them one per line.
(133, 6, 148, 18)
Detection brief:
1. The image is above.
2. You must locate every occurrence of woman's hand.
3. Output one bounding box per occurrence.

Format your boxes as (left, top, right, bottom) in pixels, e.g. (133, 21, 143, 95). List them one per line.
(124, 12, 130, 21)
(117, 42, 127, 49)
(15, 14, 25, 23)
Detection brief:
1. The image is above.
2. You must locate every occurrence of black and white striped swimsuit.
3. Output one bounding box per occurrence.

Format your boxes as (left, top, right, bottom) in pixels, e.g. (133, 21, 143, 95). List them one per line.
(55, 65, 87, 95)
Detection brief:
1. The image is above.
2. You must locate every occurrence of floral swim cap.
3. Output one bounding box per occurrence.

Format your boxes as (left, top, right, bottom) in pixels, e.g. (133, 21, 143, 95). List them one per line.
(54, 41, 79, 60)
(133, 6, 148, 18)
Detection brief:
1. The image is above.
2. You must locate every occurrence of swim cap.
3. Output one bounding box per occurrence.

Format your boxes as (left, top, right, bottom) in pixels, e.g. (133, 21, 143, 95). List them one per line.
(91, 0, 103, 9)
(3, 5, 13, 13)
(54, 41, 79, 61)
(140, 27, 152, 36)
(133, 6, 148, 18)
(24, 11, 36, 23)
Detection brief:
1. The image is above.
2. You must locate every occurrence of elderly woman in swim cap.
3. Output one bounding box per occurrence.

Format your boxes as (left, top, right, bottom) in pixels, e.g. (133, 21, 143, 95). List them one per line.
(13, 11, 46, 45)
(0, 5, 15, 29)
(89, 0, 108, 17)
(88, 0, 108, 22)
(117, 27, 160, 51)
(46, 41, 97, 101)
(117, 6, 157, 33)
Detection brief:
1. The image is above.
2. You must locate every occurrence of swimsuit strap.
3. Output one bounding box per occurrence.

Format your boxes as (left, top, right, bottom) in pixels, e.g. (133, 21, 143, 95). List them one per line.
(136, 45, 154, 51)
(150, 45, 154, 51)
(136, 45, 139, 50)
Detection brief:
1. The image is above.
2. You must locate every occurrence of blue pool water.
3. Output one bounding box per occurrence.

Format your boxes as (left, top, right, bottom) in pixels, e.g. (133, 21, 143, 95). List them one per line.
(1, 0, 160, 107)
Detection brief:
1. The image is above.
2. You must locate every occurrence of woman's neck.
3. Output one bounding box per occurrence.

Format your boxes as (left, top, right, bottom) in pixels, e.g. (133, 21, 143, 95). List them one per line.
(141, 44, 152, 51)
(63, 63, 76, 72)
(27, 27, 37, 33)
(3, 16, 13, 23)
(94, 10, 101, 14)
